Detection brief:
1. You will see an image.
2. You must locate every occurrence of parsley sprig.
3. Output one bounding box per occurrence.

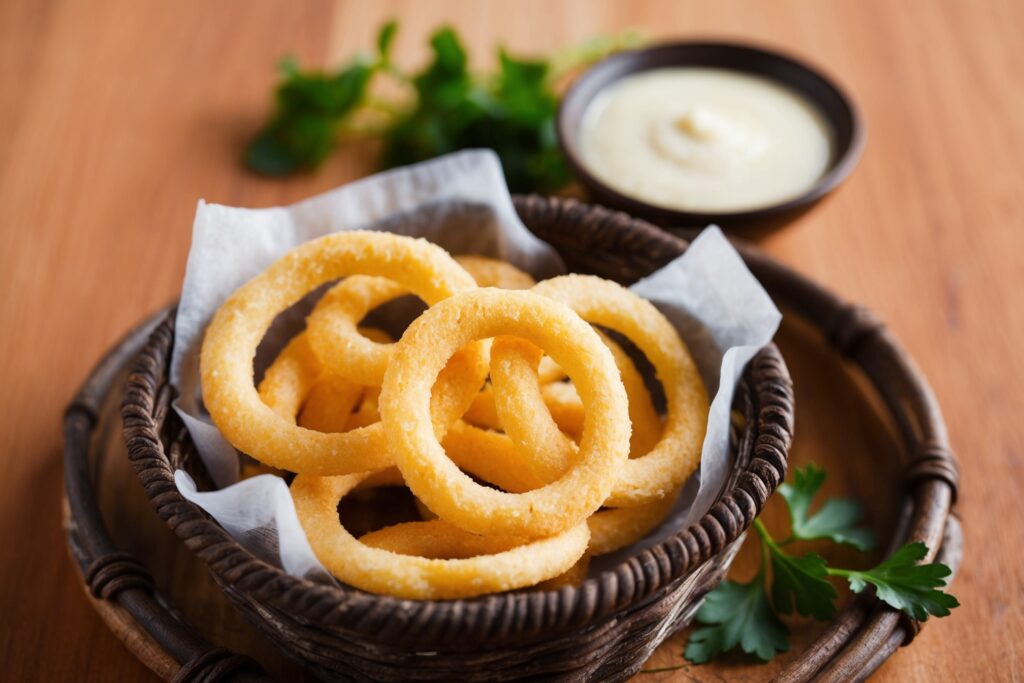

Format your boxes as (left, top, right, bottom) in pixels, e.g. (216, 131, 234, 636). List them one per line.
(245, 21, 642, 193)
(676, 464, 958, 665)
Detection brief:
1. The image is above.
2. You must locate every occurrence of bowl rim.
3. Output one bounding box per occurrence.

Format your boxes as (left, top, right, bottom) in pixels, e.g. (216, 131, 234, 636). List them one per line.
(556, 39, 866, 226)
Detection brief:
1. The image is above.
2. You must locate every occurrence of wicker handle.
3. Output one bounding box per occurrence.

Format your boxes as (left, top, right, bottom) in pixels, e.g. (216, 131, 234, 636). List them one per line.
(62, 310, 272, 683)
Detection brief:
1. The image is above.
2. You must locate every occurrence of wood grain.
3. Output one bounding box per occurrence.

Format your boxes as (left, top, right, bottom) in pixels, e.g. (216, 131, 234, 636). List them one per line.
(1, 0, 1021, 681)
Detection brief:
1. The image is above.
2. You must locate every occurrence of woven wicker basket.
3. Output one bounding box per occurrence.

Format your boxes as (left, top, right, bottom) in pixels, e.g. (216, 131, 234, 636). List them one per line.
(121, 195, 795, 682)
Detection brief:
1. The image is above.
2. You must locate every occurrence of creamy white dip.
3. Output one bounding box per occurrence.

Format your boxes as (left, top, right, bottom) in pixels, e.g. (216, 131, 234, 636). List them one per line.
(578, 67, 833, 212)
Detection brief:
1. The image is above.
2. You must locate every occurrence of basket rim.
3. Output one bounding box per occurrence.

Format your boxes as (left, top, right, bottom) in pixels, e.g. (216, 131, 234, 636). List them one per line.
(120, 195, 794, 647)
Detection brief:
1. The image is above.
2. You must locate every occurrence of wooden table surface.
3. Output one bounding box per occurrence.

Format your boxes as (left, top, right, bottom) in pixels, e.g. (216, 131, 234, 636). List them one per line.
(2, 1, 1022, 681)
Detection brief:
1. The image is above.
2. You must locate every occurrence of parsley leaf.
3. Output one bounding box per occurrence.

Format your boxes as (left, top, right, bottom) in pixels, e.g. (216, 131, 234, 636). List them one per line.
(246, 57, 376, 175)
(780, 464, 877, 551)
(380, 29, 569, 192)
(684, 574, 790, 663)
(377, 20, 398, 60)
(836, 542, 960, 621)
(767, 545, 838, 620)
(246, 21, 590, 192)
(682, 467, 958, 668)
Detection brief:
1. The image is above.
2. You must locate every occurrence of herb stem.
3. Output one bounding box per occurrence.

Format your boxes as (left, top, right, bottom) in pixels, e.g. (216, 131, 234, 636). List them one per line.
(825, 567, 854, 578)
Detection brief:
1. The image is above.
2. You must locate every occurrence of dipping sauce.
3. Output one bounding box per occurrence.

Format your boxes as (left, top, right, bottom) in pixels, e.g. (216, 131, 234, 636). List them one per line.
(578, 67, 833, 213)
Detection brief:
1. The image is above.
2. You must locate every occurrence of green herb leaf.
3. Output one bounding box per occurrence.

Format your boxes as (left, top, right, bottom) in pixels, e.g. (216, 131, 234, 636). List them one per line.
(768, 547, 838, 620)
(380, 27, 569, 193)
(377, 20, 398, 60)
(247, 21, 631, 189)
(780, 464, 877, 551)
(246, 59, 374, 175)
(838, 542, 960, 621)
(684, 574, 790, 663)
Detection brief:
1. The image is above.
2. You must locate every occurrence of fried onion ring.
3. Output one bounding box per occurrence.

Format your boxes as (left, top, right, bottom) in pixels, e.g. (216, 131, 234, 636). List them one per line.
(360, 516, 596, 588)
(292, 473, 589, 599)
(440, 415, 675, 555)
(440, 420, 546, 493)
(359, 519, 526, 559)
(200, 231, 479, 474)
(478, 333, 676, 554)
(587, 493, 678, 555)
(490, 330, 663, 464)
(490, 337, 578, 482)
(532, 275, 708, 507)
(454, 255, 536, 290)
(305, 255, 533, 386)
(380, 288, 630, 537)
(297, 380, 362, 433)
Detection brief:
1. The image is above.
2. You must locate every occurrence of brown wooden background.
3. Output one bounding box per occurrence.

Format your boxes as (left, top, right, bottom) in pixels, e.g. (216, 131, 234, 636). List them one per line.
(2, 1, 1022, 681)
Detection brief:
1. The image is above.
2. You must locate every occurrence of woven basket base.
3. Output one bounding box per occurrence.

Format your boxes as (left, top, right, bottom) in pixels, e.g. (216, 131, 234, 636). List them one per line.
(63, 303, 957, 682)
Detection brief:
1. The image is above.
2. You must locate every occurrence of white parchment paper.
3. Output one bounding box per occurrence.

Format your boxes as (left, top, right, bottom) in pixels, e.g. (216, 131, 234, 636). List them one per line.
(170, 149, 780, 581)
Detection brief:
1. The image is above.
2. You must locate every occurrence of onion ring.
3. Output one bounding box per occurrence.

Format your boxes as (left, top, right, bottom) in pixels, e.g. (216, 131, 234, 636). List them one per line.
(346, 387, 381, 430)
(446, 405, 673, 555)
(462, 379, 582, 435)
(292, 472, 589, 599)
(587, 494, 678, 555)
(441, 413, 674, 555)
(539, 382, 585, 442)
(305, 255, 533, 386)
(359, 519, 526, 559)
(488, 330, 665, 485)
(360, 517, 595, 589)
(454, 255, 536, 290)
(440, 420, 546, 493)
(463, 331, 676, 554)
(258, 327, 393, 434)
(257, 333, 322, 421)
(537, 554, 591, 589)
(531, 275, 708, 507)
(490, 337, 578, 482)
(200, 231, 479, 475)
(380, 288, 631, 537)
(296, 380, 362, 433)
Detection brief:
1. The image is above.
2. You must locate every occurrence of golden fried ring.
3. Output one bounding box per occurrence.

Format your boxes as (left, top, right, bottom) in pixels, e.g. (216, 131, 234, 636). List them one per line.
(443, 385, 673, 556)
(200, 231, 479, 475)
(292, 473, 589, 599)
(485, 331, 671, 557)
(601, 334, 663, 457)
(380, 288, 631, 537)
(359, 515, 592, 589)
(346, 387, 381, 430)
(440, 420, 547, 493)
(305, 255, 533, 386)
(532, 275, 708, 507)
(360, 517, 592, 589)
(305, 276, 406, 386)
(490, 337, 578, 482)
(259, 327, 392, 434)
(587, 493, 678, 555)
(257, 333, 323, 421)
(512, 336, 662, 457)
(537, 356, 567, 384)
(489, 329, 664, 482)
(461, 381, 583, 435)
(299, 327, 394, 433)
(297, 380, 363, 433)
(454, 255, 536, 290)
(359, 519, 527, 559)
(540, 382, 584, 442)
(537, 554, 591, 590)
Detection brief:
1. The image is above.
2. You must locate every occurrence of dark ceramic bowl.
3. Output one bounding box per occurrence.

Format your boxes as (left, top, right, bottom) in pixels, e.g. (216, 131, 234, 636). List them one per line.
(557, 40, 865, 229)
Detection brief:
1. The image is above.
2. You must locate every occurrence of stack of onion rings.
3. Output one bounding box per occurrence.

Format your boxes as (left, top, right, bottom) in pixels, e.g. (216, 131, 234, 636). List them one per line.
(199, 231, 708, 599)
